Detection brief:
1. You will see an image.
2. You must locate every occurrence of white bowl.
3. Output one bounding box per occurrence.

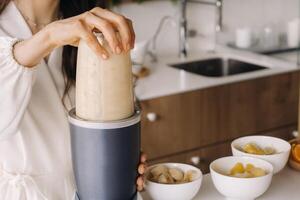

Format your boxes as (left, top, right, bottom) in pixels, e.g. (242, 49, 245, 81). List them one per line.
(145, 163, 202, 200)
(210, 156, 273, 200)
(231, 135, 291, 174)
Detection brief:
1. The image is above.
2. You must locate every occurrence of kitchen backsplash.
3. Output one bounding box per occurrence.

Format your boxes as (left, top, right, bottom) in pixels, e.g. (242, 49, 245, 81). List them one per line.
(115, 0, 299, 56)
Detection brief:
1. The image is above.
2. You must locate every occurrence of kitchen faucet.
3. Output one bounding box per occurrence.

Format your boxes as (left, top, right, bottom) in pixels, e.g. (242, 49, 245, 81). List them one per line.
(147, 15, 177, 62)
(179, 0, 223, 59)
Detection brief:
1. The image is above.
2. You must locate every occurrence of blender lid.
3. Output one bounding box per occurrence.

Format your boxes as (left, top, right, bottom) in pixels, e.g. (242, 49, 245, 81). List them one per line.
(68, 108, 141, 129)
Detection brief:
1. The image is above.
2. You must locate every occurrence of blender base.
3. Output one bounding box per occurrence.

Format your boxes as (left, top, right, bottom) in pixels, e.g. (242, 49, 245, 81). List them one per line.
(75, 192, 138, 200)
(69, 109, 141, 200)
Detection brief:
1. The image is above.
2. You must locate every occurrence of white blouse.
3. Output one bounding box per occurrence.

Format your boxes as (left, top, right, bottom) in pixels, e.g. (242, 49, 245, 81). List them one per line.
(0, 2, 76, 200)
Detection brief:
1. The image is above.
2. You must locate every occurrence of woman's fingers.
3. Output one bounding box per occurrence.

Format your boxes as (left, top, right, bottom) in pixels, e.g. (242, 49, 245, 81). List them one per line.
(45, 7, 134, 59)
(136, 176, 144, 191)
(83, 11, 122, 54)
(90, 7, 134, 51)
(140, 152, 147, 163)
(137, 152, 147, 191)
(126, 18, 135, 49)
(139, 152, 147, 174)
(75, 19, 109, 59)
(137, 185, 144, 191)
(138, 163, 146, 175)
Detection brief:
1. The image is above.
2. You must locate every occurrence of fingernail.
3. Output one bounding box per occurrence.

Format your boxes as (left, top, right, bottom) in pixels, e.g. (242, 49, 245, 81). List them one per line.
(115, 46, 122, 54)
(102, 54, 108, 59)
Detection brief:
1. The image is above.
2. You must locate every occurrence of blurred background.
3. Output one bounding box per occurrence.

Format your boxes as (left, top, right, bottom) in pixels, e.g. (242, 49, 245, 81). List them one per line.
(111, 0, 300, 174)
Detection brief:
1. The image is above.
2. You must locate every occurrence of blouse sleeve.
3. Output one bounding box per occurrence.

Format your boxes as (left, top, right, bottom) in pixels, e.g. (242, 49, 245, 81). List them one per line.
(0, 37, 37, 140)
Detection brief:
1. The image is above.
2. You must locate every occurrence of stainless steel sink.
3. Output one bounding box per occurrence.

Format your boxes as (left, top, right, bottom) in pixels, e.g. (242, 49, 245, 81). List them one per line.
(169, 58, 268, 77)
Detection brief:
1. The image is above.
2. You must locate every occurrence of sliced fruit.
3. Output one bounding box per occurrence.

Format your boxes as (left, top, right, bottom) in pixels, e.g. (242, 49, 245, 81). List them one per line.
(230, 162, 245, 175)
(245, 163, 255, 172)
(169, 168, 184, 181)
(151, 165, 168, 177)
(250, 167, 266, 177)
(291, 144, 300, 163)
(228, 162, 267, 178)
(243, 143, 265, 155)
(264, 147, 276, 155)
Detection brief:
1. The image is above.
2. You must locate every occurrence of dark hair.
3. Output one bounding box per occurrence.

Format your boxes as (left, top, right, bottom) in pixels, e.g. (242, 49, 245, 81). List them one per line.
(0, 0, 108, 106)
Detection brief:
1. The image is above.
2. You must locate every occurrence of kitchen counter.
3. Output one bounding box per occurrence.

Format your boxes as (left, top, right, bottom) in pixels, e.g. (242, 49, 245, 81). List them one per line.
(141, 167, 300, 200)
(272, 51, 299, 63)
(135, 46, 300, 101)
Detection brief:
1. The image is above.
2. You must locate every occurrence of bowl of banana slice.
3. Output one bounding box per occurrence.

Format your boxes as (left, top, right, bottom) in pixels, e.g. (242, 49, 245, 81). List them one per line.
(210, 156, 273, 200)
(145, 163, 203, 200)
(231, 135, 291, 174)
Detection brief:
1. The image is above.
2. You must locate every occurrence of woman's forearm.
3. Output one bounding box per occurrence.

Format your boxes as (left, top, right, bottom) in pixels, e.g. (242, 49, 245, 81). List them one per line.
(13, 28, 55, 68)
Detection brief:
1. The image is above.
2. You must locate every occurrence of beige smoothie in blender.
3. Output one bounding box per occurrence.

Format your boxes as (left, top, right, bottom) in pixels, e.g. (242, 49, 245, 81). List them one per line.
(76, 33, 134, 121)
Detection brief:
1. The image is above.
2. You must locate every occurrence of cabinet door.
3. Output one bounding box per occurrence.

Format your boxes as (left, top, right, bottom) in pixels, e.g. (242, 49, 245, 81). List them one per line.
(264, 125, 297, 140)
(141, 72, 299, 160)
(148, 124, 297, 174)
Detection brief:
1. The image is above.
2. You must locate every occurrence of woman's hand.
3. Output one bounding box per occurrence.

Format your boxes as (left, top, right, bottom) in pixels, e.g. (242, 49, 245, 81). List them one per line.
(137, 153, 147, 191)
(14, 7, 135, 67)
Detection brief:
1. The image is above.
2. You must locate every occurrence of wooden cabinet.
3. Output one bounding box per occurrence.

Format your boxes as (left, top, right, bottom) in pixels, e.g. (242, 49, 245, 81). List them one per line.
(140, 72, 299, 165)
(148, 124, 297, 174)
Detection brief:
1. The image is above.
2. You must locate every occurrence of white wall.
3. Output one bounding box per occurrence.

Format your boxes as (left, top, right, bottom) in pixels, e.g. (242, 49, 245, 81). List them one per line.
(221, 0, 300, 44)
(115, 0, 300, 56)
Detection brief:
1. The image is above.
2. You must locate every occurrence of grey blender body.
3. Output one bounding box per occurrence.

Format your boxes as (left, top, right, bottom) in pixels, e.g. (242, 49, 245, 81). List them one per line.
(69, 109, 141, 200)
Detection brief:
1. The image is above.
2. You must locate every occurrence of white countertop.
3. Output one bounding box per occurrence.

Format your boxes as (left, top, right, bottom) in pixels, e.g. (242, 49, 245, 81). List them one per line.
(135, 47, 300, 101)
(273, 51, 299, 63)
(141, 167, 300, 200)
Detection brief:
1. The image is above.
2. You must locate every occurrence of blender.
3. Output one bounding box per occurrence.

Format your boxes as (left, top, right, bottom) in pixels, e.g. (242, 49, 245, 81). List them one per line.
(69, 34, 140, 200)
